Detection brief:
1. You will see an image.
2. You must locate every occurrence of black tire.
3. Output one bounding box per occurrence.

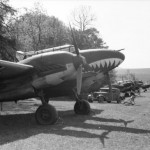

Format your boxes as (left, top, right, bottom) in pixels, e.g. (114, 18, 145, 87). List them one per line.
(117, 100, 120, 103)
(97, 96, 105, 103)
(117, 97, 122, 103)
(125, 92, 130, 97)
(88, 98, 93, 103)
(74, 100, 91, 115)
(35, 104, 58, 125)
(121, 96, 125, 100)
(107, 101, 111, 103)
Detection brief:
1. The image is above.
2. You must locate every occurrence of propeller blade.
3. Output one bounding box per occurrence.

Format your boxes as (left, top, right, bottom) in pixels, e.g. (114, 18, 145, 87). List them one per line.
(76, 65, 83, 95)
(69, 23, 90, 96)
(69, 23, 80, 56)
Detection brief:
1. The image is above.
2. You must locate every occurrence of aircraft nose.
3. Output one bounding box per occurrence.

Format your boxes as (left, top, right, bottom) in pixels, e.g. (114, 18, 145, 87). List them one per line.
(80, 49, 125, 73)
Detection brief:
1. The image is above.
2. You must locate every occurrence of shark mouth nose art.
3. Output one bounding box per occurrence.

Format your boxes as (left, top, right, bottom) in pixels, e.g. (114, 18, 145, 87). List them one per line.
(79, 49, 125, 73)
(89, 58, 123, 72)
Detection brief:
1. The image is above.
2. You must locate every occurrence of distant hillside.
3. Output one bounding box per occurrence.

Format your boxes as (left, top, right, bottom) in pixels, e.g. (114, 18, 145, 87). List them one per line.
(116, 68, 150, 82)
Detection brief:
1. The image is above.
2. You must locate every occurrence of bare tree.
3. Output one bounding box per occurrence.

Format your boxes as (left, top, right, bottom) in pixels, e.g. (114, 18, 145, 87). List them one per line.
(71, 6, 96, 31)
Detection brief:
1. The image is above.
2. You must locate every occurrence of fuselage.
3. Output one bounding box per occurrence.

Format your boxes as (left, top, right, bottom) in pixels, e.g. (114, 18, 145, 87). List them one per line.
(0, 49, 125, 102)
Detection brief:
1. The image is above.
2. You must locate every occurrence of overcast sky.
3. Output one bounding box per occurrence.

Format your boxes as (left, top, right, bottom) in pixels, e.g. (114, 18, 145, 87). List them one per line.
(9, 0, 150, 69)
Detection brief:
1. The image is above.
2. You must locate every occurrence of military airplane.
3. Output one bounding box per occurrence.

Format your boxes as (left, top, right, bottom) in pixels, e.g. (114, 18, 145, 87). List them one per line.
(17, 44, 125, 94)
(141, 83, 150, 92)
(112, 80, 144, 99)
(0, 28, 125, 125)
(0, 47, 125, 125)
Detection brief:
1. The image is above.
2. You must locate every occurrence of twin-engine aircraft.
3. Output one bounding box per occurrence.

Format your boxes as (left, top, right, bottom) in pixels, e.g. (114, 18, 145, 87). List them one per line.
(0, 43, 125, 125)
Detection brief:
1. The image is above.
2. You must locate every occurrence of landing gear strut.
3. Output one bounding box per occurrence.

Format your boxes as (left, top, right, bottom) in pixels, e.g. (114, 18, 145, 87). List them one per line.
(73, 89, 91, 115)
(35, 90, 58, 125)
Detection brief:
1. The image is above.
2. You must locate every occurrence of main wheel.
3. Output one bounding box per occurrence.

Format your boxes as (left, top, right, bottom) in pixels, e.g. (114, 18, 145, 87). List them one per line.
(97, 96, 105, 103)
(88, 98, 93, 103)
(117, 97, 122, 103)
(35, 104, 58, 125)
(74, 100, 91, 115)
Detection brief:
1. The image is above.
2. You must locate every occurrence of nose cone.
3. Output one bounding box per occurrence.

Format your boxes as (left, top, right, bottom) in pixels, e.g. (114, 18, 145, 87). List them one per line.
(80, 49, 125, 73)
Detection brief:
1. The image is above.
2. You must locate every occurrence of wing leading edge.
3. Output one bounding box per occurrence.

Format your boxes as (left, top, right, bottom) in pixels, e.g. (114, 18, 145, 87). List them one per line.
(0, 60, 34, 79)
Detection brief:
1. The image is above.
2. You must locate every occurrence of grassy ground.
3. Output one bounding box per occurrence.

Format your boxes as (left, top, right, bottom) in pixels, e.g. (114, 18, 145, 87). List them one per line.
(0, 91, 150, 150)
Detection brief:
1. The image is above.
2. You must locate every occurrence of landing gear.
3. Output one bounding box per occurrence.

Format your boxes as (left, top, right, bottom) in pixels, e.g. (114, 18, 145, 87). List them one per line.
(74, 99, 91, 115)
(35, 90, 58, 125)
(97, 96, 105, 103)
(117, 97, 122, 103)
(45, 97, 50, 104)
(72, 89, 91, 115)
(35, 104, 58, 125)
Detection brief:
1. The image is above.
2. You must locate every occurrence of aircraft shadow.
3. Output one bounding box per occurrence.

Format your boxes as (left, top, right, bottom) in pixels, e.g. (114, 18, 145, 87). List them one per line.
(0, 109, 149, 147)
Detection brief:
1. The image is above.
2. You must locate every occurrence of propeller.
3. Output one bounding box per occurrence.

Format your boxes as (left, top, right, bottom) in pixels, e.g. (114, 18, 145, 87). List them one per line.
(76, 65, 83, 95)
(69, 24, 86, 95)
(69, 23, 80, 56)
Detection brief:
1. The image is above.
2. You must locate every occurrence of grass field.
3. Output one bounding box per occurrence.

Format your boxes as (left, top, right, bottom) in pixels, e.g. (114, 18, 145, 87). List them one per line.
(0, 91, 150, 150)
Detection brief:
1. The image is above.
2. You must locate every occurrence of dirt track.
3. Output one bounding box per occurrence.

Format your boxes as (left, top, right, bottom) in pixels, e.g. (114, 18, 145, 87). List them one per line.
(0, 91, 150, 150)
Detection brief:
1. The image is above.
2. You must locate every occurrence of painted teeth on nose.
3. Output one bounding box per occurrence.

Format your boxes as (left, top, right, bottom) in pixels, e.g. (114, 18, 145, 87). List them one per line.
(112, 60, 116, 67)
(115, 59, 119, 67)
(102, 60, 105, 67)
(110, 59, 115, 68)
(116, 60, 121, 66)
(97, 62, 101, 68)
(110, 59, 114, 66)
(90, 63, 96, 69)
(93, 63, 96, 68)
(108, 61, 111, 68)
(95, 64, 99, 71)
(106, 60, 110, 67)
(89, 58, 123, 71)
(104, 61, 107, 68)
(103, 60, 108, 68)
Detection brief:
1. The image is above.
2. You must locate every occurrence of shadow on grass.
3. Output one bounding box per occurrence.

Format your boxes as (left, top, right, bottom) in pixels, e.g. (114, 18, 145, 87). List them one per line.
(0, 108, 150, 147)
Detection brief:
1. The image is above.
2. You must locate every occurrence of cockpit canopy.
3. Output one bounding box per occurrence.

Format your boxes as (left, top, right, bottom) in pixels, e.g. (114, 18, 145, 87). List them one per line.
(16, 44, 75, 61)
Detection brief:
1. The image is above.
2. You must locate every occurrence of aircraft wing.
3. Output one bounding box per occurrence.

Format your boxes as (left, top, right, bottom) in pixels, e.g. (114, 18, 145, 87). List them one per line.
(0, 60, 34, 79)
